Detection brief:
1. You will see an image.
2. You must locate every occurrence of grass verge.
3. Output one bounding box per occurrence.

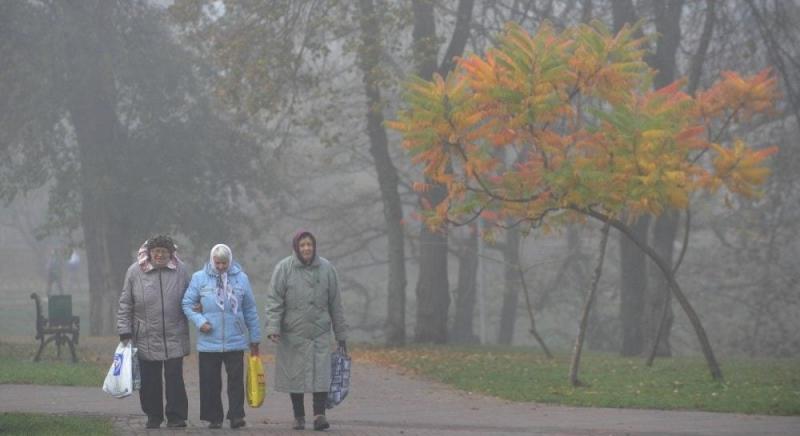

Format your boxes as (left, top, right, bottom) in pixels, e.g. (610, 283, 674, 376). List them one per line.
(0, 413, 113, 436)
(0, 341, 107, 386)
(355, 345, 800, 416)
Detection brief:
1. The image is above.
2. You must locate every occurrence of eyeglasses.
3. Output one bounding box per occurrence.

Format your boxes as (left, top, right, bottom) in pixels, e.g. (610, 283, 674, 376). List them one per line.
(150, 248, 171, 257)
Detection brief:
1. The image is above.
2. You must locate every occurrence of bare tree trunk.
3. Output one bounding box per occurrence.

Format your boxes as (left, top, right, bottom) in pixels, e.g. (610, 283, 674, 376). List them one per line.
(411, 0, 474, 343)
(611, 0, 650, 357)
(569, 222, 611, 387)
(519, 254, 553, 358)
(647, 209, 691, 366)
(647, 1, 715, 357)
(581, 209, 723, 381)
(62, 0, 133, 335)
(411, 0, 448, 343)
(357, 0, 408, 346)
(687, 0, 716, 96)
(450, 226, 479, 344)
(646, 212, 677, 356)
(581, 0, 593, 23)
(497, 227, 521, 344)
(643, 0, 684, 358)
(619, 215, 649, 356)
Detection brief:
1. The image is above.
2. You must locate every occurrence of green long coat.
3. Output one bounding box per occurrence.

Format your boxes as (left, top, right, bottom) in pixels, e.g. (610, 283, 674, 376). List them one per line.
(265, 255, 348, 393)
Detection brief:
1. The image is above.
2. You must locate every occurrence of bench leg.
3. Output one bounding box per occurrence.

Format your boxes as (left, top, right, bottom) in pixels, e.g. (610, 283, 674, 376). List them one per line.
(34, 337, 46, 362)
(35, 335, 61, 362)
(56, 334, 62, 358)
(67, 335, 78, 363)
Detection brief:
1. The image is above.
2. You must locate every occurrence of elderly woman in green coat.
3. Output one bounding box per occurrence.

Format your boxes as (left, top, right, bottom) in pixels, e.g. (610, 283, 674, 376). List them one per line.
(265, 230, 348, 431)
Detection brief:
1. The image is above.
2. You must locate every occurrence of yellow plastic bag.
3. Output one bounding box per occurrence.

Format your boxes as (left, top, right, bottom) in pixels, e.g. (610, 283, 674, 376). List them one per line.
(246, 354, 265, 408)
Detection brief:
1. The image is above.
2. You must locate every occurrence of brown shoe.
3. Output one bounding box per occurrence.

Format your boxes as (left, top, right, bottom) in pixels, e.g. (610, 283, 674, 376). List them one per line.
(230, 417, 246, 429)
(313, 415, 330, 431)
(292, 416, 305, 430)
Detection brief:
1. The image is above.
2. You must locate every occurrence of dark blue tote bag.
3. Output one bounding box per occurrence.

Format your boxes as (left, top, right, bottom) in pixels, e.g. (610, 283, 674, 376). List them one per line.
(326, 344, 351, 409)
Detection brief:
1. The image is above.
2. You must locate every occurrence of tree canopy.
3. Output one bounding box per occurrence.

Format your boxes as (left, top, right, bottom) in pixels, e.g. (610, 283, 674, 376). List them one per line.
(390, 22, 778, 234)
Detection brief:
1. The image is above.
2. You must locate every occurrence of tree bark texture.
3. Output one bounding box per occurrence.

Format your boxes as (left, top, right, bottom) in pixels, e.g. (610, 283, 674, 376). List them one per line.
(611, 0, 651, 357)
(645, 211, 677, 356)
(497, 226, 521, 344)
(411, 0, 449, 343)
(357, 0, 408, 346)
(581, 209, 723, 382)
(411, 0, 474, 343)
(518, 246, 553, 358)
(62, 0, 133, 335)
(643, 0, 684, 357)
(619, 215, 649, 356)
(450, 226, 479, 344)
(569, 222, 611, 387)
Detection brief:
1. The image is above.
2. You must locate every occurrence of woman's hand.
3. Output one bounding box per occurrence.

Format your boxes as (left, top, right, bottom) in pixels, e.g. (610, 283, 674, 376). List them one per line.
(250, 343, 260, 356)
(200, 322, 212, 333)
(267, 333, 280, 343)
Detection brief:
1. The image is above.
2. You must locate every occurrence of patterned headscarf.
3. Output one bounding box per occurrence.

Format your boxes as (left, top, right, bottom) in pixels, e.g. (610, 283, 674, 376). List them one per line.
(137, 238, 179, 273)
(210, 244, 238, 315)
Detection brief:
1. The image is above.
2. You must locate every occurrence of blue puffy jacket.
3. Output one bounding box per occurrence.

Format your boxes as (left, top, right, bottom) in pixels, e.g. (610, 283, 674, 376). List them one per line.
(182, 262, 261, 352)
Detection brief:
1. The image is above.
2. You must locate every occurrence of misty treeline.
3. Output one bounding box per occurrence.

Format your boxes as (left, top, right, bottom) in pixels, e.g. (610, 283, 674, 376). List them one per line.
(1, 1, 797, 360)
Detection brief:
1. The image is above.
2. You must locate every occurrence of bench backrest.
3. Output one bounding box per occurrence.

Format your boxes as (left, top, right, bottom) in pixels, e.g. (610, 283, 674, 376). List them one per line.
(48, 295, 73, 326)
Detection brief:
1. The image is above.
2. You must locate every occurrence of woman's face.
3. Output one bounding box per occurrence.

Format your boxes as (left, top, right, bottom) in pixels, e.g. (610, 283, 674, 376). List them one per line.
(150, 247, 171, 268)
(214, 256, 229, 273)
(298, 236, 314, 263)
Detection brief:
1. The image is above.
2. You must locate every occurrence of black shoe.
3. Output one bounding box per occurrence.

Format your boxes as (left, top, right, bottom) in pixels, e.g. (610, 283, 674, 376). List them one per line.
(313, 415, 330, 431)
(208, 421, 222, 429)
(230, 417, 246, 429)
(145, 417, 162, 429)
(292, 416, 305, 430)
(167, 419, 187, 428)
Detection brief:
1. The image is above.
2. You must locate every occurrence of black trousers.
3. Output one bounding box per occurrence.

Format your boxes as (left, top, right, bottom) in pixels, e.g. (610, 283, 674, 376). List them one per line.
(138, 357, 188, 423)
(199, 351, 245, 423)
(290, 392, 327, 418)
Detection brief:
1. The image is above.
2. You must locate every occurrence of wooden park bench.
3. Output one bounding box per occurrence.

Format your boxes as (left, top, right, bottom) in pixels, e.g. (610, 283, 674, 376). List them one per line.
(30, 293, 80, 363)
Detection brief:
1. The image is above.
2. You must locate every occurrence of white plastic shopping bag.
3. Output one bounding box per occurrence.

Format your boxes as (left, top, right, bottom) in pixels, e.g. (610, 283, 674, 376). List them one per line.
(102, 341, 134, 398)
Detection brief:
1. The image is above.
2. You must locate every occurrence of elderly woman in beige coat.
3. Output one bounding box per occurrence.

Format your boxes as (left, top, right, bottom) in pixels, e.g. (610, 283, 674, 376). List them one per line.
(116, 235, 192, 429)
(265, 230, 348, 431)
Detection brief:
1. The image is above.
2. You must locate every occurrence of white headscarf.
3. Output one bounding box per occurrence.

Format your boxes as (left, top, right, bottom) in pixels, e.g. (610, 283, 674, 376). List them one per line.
(210, 244, 238, 315)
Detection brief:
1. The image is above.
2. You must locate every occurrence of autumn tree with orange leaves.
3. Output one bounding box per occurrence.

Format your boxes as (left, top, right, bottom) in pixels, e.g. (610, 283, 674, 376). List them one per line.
(389, 21, 778, 382)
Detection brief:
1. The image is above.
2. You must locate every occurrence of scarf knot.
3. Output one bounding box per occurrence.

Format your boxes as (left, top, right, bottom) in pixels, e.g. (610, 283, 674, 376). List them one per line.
(214, 271, 238, 315)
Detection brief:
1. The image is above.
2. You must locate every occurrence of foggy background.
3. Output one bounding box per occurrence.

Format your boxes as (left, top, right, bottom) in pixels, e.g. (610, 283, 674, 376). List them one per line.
(1, 0, 798, 359)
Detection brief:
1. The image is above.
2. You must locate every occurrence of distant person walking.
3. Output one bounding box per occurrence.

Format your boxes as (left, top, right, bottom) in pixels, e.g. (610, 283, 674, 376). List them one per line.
(265, 230, 348, 431)
(116, 235, 192, 429)
(65, 249, 81, 292)
(45, 248, 64, 296)
(182, 243, 261, 430)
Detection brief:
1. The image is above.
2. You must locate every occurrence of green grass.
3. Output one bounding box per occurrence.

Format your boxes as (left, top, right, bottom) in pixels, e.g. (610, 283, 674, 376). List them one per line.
(0, 342, 107, 386)
(0, 413, 113, 436)
(357, 345, 800, 416)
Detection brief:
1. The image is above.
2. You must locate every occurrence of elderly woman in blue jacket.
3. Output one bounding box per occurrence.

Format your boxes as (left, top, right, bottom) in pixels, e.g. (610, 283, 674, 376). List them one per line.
(182, 244, 261, 430)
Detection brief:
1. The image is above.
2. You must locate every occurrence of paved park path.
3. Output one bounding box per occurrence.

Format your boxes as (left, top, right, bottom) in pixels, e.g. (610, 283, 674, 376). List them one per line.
(1, 351, 798, 436)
